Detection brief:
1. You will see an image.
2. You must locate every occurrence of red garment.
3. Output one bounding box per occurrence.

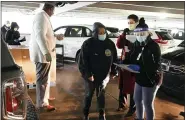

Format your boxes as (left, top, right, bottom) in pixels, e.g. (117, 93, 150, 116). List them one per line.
(118, 70, 135, 94)
(116, 34, 135, 94)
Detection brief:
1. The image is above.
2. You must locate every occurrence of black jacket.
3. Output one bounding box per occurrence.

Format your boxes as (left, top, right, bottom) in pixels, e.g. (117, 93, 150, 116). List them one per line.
(1, 25, 10, 42)
(124, 36, 161, 87)
(78, 37, 118, 83)
(5, 22, 21, 45)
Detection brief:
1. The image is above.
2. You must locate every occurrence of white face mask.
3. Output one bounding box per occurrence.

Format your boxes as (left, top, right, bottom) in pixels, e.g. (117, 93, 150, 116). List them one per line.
(126, 35, 136, 43)
(129, 23, 137, 31)
(14, 28, 18, 31)
(136, 36, 147, 43)
(98, 34, 106, 41)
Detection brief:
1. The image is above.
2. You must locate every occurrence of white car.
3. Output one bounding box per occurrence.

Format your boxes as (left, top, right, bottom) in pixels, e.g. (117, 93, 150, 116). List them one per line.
(150, 30, 179, 53)
(54, 25, 122, 61)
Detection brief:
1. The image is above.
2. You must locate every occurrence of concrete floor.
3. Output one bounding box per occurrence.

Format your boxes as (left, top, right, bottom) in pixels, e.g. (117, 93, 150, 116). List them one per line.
(29, 62, 184, 120)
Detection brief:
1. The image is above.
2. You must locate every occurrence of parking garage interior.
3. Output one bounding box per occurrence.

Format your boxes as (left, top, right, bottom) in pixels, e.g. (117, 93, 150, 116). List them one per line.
(1, 1, 185, 120)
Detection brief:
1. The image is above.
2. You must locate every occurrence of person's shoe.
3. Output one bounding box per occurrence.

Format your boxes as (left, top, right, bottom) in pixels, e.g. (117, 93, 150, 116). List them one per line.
(83, 115, 89, 120)
(117, 106, 126, 111)
(124, 108, 136, 117)
(99, 114, 106, 120)
(48, 97, 55, 101)
(39, 105, 55, 112)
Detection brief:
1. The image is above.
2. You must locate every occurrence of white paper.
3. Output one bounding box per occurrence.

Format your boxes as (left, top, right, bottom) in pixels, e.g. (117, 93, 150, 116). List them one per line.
(114, 63, 140, 73)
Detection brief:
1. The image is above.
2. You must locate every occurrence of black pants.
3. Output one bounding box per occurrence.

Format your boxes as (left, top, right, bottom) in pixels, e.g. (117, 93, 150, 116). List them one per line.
(119, 89, 135, 110)
(83, 80, 105, 116)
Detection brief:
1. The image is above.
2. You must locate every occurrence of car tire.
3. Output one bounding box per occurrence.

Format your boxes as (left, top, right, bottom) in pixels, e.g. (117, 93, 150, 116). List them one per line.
(26, 98, 39, 120)
(75, 52, 80, 63)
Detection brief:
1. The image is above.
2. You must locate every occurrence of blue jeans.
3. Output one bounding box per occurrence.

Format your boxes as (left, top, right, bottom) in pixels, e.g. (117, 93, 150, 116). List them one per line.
(134, 83, 159, 120)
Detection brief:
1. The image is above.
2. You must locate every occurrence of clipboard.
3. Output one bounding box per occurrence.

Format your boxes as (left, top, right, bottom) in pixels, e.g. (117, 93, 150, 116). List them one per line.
(114, 63, 140, 73)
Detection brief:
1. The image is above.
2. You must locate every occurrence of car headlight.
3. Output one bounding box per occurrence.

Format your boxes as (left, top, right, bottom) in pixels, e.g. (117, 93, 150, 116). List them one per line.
(2, 76, 27, 120)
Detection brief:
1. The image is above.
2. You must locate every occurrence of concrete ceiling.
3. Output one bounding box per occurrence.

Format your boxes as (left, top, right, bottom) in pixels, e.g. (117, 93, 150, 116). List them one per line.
(2, 1, 184, 21)
(1, 2, 96, 15)
(57, 2, 184, 21)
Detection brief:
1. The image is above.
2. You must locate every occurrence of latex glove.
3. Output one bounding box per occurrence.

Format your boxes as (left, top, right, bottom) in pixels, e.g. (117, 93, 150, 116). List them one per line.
(110, 74, 116, 80)
(88, 76, 94, 82)
(45, 53, 52, 62)
(55, 34, 64, 41)
(158, 72, 163, 86)
(123, 28, 130, 35)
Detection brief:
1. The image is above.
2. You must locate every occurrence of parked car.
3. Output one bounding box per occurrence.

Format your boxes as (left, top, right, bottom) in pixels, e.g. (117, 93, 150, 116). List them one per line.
(161, 46, 185, 101)
(1, 40, 38, 120)
(54, 25, 122, 61)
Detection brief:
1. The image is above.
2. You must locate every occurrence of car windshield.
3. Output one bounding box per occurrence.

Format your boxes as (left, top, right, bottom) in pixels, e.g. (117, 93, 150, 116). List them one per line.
(106, 27, 119, 38)
(178, 41, 185, 47)
(173, 52, 185, 63)
(1, 39, 15, 68)
(172, 31, 184, 40)
(156, 31, 173, 40)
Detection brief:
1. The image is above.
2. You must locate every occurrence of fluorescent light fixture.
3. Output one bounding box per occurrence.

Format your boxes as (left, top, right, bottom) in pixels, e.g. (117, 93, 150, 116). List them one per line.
(159, 12, 168, 19)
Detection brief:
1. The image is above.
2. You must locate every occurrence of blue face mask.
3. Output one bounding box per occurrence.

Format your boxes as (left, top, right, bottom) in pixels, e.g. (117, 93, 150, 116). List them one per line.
(98, 34, 106, 41)
(136, 36, 147, 43)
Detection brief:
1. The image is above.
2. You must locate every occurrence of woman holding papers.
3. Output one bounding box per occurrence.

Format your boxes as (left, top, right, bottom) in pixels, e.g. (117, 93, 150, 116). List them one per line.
(123, 18, 163, 120)
(116, 14, 139, 117)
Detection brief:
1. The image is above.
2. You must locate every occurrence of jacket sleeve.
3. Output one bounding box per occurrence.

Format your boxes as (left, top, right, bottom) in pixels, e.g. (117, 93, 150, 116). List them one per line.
(78, 40, 93, 79)
(152, 43, 162, 72)
(14, 31, 20, 39)
(5, 30, 11, 44)
(116, 34, 127, 49)
(110, 42, 118, 75)
(33, 13, 49, 55)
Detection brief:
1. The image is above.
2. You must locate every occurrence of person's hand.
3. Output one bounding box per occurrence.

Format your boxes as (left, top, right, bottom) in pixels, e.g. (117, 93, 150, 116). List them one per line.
(56, 34, 64, 41)
(123, 28, 130, 35)
(45, 53, 52, 62)
(110, 74, 117, 80)
(158, 72, 163, 86)
(88, 76, 94, 82)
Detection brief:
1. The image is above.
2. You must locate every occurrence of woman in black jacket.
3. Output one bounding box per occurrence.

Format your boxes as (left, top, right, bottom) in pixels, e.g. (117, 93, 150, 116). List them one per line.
(5, 22, 22, 45)
(124, 18, 163, 120)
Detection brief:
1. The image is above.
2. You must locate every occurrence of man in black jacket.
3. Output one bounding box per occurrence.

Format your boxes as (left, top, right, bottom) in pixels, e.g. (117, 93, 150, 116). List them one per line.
(78, 22, 118, 120)
(1, 21, 11, 42)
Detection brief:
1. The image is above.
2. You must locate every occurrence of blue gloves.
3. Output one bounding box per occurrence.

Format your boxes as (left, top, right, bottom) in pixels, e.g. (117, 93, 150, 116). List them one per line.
(127, 65, 140, 71)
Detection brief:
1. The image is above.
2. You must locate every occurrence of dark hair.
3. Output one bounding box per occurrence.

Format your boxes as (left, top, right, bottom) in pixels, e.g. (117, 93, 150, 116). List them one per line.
(11, 22, 19, 30)
(136, 17, 148, 28)
(43, 3, 55, 11)
(127, 14, 139, 23)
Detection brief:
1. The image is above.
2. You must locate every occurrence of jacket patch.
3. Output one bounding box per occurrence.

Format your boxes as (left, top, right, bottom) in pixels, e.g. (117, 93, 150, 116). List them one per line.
(105, 49, 111, 57)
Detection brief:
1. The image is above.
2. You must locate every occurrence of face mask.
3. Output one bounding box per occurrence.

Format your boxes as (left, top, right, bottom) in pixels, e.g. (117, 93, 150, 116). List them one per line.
(14, 28, 18, 31)
(98, 34, 106, 41)
(126, 35, 136, 43)
(136, 36, 147, 43)
(129, 24, 137, 31)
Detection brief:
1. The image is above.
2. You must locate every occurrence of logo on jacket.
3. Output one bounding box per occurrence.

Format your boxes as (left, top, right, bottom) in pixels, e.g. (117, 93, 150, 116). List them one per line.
(105, 49, 111, 56)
